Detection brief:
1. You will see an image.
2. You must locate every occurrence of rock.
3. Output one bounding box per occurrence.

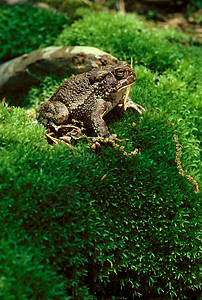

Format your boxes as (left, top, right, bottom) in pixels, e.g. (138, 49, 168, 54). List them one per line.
(2, 0, 30, 4)
(0, 46, 119, 93)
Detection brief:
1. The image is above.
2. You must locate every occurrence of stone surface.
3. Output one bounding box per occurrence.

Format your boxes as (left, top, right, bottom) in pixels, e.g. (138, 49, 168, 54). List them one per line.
(0, 46, 119, 93)
(2, 0, 29, 4)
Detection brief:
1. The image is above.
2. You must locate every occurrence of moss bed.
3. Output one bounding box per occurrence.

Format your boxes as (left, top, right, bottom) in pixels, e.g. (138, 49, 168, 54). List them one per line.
(0, 4, 201, 300)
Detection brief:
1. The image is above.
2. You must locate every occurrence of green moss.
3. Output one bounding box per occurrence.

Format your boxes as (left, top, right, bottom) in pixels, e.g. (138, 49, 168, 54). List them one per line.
(35, 0, 86, 15)
(0, 5, 68, 63)
(0, 87, 201, 298)
(55, 11, 200, 73)
(0, 236, 66, 300)
(0, 7, 201, 300)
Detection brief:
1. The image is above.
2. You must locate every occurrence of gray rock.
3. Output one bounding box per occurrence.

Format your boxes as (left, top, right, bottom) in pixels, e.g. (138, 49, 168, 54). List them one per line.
(0, 46, 119, 93)
(2, 0, 30, 4)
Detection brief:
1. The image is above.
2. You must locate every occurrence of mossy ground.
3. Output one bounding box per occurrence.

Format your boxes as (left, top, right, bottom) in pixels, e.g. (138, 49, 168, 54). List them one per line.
(0, 4, 201, 300)
(0, 4, 68, 63)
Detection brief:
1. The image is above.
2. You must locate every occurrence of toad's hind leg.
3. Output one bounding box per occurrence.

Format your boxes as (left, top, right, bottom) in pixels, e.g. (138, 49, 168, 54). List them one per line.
(36, 101, 69, 130)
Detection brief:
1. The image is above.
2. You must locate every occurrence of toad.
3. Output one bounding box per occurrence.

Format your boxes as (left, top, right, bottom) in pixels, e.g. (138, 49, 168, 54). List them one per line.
(36, 61, 145, 138)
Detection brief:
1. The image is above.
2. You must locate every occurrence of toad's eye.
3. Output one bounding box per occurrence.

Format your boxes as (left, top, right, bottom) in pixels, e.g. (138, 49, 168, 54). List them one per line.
(115, 70, 125, 79)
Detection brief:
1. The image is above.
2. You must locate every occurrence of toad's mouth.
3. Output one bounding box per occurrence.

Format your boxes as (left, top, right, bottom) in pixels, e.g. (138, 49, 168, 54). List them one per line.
(117, 81, 135, 91)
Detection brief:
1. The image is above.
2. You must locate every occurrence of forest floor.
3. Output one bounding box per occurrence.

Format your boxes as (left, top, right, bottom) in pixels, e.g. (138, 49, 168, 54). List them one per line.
(145, 11, 202, 42)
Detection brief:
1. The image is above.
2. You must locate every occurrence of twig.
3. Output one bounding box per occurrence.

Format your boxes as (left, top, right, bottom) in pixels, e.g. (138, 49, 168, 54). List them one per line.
(119, 0, 126, 15)
(90, 136, 139, 157)
(151, 108, 199, 193)
(123, 57, 133, 110)
(83, 134, 91, 143)
(62, 141, 77, 150)
(2, 97, 6, 107)
(46, 132, 77, 150)
(46, 133, 59, 144)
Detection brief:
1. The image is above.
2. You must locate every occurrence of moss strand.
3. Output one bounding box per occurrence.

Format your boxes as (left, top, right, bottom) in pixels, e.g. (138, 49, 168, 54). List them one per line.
(151, 108, 199, 193)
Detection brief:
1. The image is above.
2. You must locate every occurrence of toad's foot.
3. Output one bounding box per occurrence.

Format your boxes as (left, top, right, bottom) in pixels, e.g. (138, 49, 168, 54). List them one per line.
(118, 97, 146, 115)
(52, 124, 82, 139)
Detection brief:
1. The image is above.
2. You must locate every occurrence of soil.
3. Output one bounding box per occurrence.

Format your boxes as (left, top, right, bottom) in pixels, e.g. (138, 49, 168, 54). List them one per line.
(126, 2, 202, 42)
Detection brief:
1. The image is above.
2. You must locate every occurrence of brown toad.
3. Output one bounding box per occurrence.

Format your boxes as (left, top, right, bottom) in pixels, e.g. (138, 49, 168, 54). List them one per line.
(36, 61, 145, 138)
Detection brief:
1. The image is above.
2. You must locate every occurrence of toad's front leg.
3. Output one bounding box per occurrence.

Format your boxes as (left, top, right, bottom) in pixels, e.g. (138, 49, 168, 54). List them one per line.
(90, 110, 111, 138)
(119, 97, 146, 115)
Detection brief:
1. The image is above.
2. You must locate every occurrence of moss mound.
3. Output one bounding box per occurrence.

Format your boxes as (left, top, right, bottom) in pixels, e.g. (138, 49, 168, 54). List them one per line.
(0, 7, 201, 300)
